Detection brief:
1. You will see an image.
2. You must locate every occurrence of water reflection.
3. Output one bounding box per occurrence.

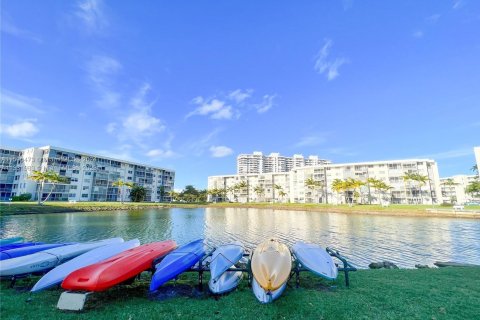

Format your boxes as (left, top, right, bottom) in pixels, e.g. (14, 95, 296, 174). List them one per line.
(1, 208, 479, 268)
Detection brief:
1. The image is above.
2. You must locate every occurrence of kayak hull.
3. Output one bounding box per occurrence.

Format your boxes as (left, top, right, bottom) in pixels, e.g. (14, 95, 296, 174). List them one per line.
(251, 239, 292, 292)
(252, 277, 287, 303)
(209, 241, 244, 282)
(62, 240, 176, 292)
(208, 268, 243, 294)
(292, 242, 338, 280)
(0, 243, 74, 261)
(31, 239, 140, 293)
(149, 239, 205, 292)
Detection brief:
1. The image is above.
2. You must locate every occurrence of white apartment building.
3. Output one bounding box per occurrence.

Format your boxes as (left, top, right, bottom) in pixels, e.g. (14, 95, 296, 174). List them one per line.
(209, 158, 442, 205)
(237, 151, 330, 174)
(440, 175, 478, 204)
(0, 146, 175, 202)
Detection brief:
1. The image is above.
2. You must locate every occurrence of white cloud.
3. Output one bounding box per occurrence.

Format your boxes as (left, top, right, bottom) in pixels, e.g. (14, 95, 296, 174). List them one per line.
(146, 149, 176, 158)
(228, 89, 253, 103)
(187, 98, 234, 120)
(418, 148, 473, 160)
(314, 39, 349, 81)
(453, 0, 464, 9)
(75, 0, 108, 33)
(0, 89, 44, 114)
(86, 55, 122, 108)
(256, 94, 276, 113)
(0, 17, 42, 43)
(106, 122, 116, 133)
(0, 120, 39, 138)
(295, 135, 327, 147)
(210, 145, 233, 158)
(413, 30, 424, 38)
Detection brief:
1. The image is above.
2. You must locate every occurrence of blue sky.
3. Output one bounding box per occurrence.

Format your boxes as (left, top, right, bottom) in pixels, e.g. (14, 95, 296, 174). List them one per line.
(1, 0, 479, 190)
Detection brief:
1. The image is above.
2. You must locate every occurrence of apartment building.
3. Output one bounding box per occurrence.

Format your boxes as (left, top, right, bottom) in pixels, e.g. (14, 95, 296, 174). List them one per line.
(209, 158, 442, 205)
(440, 175, 478, 204)
(237, 151, 330, 174)
(0, 146, 175, 202)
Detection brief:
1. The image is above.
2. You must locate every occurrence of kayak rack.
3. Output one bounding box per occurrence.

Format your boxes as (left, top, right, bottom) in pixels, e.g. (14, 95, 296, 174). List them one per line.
(292, 247, 357, 288)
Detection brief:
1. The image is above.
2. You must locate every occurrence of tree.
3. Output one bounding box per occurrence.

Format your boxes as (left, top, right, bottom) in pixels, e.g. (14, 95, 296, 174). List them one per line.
(236, 180, 249, 203)
(273, 184, 283, 203)
(254, 185, 265, 202)
(112, 179, 135, 203)
(465, 181, 480, 200)
(367, 178, 383, 204)
(304, 177, 323, 203)
(441, 178, 459, 204)
(331, 179, 345, 204)
(402, 172, 416, 204)
(29, 170, 68, 204)
(129, 185, 146, 202)
(471, 164, 479, 176)
(278, 190, 287, 203)
(412, 173, 429, 204)
(168, 190, 179, 202)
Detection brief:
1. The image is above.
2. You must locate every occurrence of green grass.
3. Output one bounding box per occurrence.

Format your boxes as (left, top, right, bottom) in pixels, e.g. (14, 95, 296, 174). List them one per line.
(1, 201, 479, 217)
(1, 268, 479, 319)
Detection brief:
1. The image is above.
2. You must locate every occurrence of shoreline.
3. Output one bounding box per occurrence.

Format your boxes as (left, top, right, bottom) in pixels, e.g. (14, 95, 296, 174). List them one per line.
(1, 202, 480, 219)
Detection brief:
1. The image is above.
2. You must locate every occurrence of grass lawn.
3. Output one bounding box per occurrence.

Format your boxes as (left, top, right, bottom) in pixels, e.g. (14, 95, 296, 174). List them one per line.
(1, 267, 479, 319)
(1, 201, 479, 217)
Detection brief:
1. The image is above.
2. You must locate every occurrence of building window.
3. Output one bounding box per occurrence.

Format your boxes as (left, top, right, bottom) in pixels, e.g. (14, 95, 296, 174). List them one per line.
(82, 194, 88, 198)
(85, 172, 92, 175)
(73, 170, 79, 174)
(83, 186, 89, 190)
(70, 185, 77, 190)
(69, 193, 76, 197)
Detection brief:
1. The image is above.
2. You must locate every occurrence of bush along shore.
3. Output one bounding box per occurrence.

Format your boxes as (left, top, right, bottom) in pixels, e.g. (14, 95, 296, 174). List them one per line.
(1, 201, 480, 218)
(0, 267, 479, 319)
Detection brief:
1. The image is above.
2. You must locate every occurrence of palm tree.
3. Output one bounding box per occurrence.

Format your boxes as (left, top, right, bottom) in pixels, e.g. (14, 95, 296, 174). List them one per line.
(402, 172, 417, 204)
(471, 164, 479, 176)
(112, 179, 134, 203)
(465, 181, 480, 200)
(254, 185, 265, 202)
(441, 178, 458, 204)
(331, 179, 345, 204)
(273, 184, 283, 203)
(168, 190, 179, 202)
(236, 180, 249, 203)
(278, 190, 287, 203)
(29, 170, 68, 204)
(305, 178, 323, 202)
(412, 173, 429, 204)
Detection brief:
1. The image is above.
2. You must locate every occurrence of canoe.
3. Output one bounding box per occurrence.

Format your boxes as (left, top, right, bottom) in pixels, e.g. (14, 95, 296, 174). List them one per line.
(252, 277, 287, 303)
(292, 242, 338, 280)
(0, 238, 123, 277)
(0, 243, 75, 261)
(209, 241, 244, 282)
(208, 267, 243, 294)
(62, 240, 176, 292)
(251, 239, 292, 292)
(0, 242, 44, 252)
(31, 239, 140, 293)
(149, 239, 205, 292)
(0, 237, 24, 245)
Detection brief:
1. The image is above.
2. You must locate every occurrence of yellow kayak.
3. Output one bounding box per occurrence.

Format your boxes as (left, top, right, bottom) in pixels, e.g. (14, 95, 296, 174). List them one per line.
(251, 239, 292, 291)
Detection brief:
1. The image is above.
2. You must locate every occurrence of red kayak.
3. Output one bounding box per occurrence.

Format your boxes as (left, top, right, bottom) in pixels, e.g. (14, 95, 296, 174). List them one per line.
(62, 240, 176, 292)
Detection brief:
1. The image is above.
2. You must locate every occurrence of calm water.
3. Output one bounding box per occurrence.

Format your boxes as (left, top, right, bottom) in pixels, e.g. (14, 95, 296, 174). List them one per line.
(1, 208, 479, 268)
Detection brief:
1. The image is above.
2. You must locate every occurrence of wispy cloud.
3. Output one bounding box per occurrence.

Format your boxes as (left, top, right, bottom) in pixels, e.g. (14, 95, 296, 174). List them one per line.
(0, 120, 39, 138)
(187, 89, 276, 120)
(210, 145, 233, 158)
(342, 0, 354, 11)
(86, 55, 122, 108)
(146, 148, 177, 159)
(426, 14, 441, 24)
(295, 135, 327, 148)
(183, 128, 222, 157)
(453, 0, 465, 9)
(75, 0, 109, 34)
(1, 89, 44, 114)
(314, 39, 349, 81)
(0, 16, 42, 43)
(413, 30, 424, 39)
(417, 148, 473, 160)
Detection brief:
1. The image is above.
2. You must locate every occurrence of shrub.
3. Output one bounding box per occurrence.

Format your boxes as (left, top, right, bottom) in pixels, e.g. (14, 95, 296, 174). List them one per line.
(11, 193, 32, 201)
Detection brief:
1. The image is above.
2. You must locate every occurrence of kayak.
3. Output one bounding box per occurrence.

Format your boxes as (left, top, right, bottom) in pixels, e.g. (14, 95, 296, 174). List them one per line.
(31, 239, 140, 293)
(208, 267, 243, 294)
(0, 243, 75, 261)
(251, 239, 292, 292)
(0, 238, 123, 277)
(149, 239, 205, 292)
(209, 241, 244, 282)
(0, 237, 24, 245)
(252, 277, 287, 303)
(292, 242, 338, 280)
(0, 242, 44, 252)
(62, 240, 176, 292)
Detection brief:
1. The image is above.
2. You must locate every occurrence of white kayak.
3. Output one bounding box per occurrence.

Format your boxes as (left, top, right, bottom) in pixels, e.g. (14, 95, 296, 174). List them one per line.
(31, 239, 140, 292)
(0, 238, 124, 277)
(252, 277, 287, 303)
(208, 266, 243, 294)
(209, 241, 244, 282)
(292, 242, 338, 280)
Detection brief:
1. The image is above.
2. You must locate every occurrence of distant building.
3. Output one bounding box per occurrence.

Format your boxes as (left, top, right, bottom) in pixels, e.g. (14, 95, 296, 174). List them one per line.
(440, 175, 477, 204)
(237, 151, 330, 174)
(0, 146, 175, 202)
(210, 158, 441, 205)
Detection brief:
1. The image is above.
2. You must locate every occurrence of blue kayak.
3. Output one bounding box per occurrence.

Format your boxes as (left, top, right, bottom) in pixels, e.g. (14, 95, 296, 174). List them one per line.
(149, 239, 206, 292)
(0, 243, 74, 260)
(0, 242, 44, 252)
(0, 237, 24, 245)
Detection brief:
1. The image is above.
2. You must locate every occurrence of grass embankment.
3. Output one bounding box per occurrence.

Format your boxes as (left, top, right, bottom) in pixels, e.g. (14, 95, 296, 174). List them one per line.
(1, 268, 479, 319)
(1, 201, 479, 218)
